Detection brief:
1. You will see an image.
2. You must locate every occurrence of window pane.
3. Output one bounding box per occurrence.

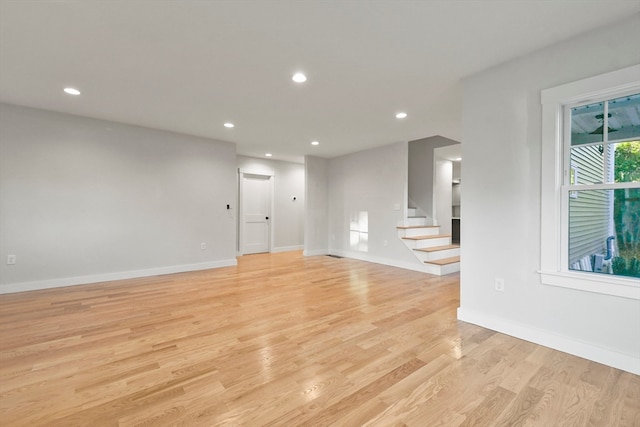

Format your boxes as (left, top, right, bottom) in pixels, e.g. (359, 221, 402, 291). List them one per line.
(571, 101, 604, 146)
(612, 141, 640, 183)
(569, 188, 640, 278)
(608, 93, 640, 142)
(570, 144, 603, 184)
(569, 140, 640, 185)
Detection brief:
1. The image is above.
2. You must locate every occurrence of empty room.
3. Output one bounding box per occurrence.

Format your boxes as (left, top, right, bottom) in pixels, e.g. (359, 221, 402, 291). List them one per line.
(0, 1, 639, 426)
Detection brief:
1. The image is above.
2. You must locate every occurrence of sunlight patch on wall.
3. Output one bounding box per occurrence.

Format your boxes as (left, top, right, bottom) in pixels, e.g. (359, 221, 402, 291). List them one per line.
(349, 211, 368, 252)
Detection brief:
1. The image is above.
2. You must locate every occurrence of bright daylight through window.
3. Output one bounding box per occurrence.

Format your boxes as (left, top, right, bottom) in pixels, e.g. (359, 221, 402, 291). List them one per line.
(566, 93, 640, 278)
(540, 65, 639, 299)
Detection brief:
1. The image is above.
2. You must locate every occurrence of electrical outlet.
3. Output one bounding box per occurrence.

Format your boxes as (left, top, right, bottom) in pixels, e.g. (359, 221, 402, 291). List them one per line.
(495, 277, 504, 292)
(200, 242, 207, 250)
(7, 254, 16, 265)
(383, 240, 388, 247)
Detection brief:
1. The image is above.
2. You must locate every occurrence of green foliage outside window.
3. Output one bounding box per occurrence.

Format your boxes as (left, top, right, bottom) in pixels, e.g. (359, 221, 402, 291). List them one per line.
(614, 141, 640, 183)
(613, 141, 640, 277)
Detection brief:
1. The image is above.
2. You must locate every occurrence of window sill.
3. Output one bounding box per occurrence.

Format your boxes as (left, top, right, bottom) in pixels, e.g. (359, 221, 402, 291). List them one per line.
(539, 270, 640, 300)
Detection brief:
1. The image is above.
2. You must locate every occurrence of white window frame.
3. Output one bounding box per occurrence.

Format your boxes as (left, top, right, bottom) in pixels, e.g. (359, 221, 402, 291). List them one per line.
(540, 65, 640, 300)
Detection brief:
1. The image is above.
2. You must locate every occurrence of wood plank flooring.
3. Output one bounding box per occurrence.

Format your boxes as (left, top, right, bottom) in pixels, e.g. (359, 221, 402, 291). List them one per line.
(0, 251, 638, 426)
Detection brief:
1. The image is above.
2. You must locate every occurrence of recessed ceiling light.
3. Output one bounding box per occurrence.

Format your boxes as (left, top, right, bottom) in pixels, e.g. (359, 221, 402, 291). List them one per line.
(224, 122, 234, 128)
(395, 112, 407, 119)
(64, 87, 81, 95)
(311, 141, 319, 146)
(265, 153, 273, 157)
(292, 73, 307, 83)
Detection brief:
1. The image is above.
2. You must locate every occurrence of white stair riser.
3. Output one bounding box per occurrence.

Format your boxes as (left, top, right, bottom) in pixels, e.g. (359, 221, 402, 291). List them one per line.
(435, 262, 460, 275)
(421, 263, 448, 275)
(414, 248, 460, 262)
(415, 237, 451, 249)
(402, 237, 451, 249)
(397, 227, 440, 238)
(407, 217, 428, 226)
(407, 208, 417, 216)
(406, 261, 459, 276)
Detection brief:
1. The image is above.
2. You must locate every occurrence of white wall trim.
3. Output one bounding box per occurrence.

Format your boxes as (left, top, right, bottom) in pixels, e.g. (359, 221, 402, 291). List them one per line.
(271, 245, 304, 253)
(540, 65, 640, 298)
(457, 307, 640, 375)
(238, 168, 274, 177)
(540, 270, 640, 300)
(330, 250, 428, 274)
(303, 249, 329, 257)
(0, 259, 238, 295)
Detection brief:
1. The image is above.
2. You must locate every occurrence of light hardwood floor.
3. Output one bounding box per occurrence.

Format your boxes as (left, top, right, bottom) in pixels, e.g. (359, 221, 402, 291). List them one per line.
(1, 251, 638, 426)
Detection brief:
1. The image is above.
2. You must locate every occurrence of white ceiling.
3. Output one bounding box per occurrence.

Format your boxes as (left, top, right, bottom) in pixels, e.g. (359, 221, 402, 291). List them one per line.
(1, 1, 638, 163)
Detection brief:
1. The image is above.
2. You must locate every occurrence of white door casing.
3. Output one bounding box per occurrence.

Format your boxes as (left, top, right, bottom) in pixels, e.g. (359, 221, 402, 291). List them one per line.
(239, 170, 273, 255)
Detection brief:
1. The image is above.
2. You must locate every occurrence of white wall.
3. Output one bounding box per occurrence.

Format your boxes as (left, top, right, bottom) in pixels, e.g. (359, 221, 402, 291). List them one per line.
(304, 156, 329, 256)
(327, 142, 419, 269)
(237, 156, 305, 252)
(0, 104, 237, 293)
(459, 15, 640, 374)
(408, 135, 459, 221)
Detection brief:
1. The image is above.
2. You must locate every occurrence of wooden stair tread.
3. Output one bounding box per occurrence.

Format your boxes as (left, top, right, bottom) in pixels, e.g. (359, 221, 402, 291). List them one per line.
(425, 256, 460, 266)
(402, 234, 451, 241)
(397, 225, 439, 230)
(414, 244, 460, 253)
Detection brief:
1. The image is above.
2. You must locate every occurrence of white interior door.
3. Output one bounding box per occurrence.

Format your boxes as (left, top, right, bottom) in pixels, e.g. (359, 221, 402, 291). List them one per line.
(241, 173, 272, 254)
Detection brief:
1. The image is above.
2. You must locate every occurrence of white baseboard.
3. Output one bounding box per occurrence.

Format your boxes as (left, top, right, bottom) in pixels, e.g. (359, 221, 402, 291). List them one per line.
(271, 245, 304, 253)
(303, 249, 329, 256)
(0, 259, 238, 295)
(329, 249, 431, 274)
(457, 307, 640, 375)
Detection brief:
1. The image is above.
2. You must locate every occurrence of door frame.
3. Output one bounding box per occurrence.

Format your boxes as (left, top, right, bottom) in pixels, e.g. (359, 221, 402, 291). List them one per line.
(238, 169, 275, 256)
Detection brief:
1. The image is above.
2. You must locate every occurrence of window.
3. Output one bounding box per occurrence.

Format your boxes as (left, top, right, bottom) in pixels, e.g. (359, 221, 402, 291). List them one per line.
(567, 95, 640, 277)
(540, 65, 640, 299)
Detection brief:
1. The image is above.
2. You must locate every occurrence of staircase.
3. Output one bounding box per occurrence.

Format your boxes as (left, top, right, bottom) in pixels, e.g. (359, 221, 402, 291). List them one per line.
(397, 208, 460, 275)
